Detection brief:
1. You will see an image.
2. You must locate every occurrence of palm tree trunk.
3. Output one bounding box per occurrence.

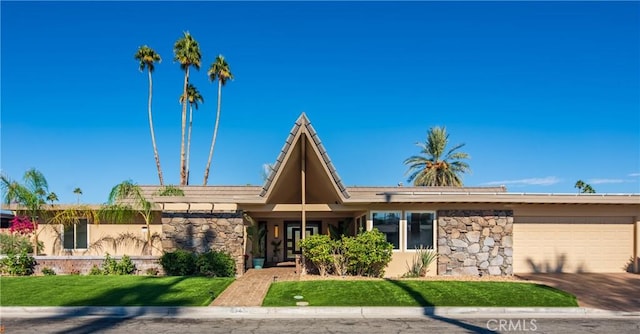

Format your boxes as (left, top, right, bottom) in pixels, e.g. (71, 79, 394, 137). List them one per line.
(148, 70, 164, 185)
(186, 104, 194, 185)
(203, 80, 222, 185)
(179, 68, 189, 185)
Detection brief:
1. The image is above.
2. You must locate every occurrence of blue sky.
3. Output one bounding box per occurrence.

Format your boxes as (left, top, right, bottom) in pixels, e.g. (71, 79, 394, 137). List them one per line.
(1, 1, 639, 204)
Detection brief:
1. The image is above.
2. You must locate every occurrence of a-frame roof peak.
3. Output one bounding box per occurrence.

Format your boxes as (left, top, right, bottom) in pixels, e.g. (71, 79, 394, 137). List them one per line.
(260, 113, 350, 202)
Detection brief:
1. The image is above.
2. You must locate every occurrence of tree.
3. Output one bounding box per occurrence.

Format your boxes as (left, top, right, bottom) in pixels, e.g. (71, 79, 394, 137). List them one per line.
(203, 55, 233, 185)
(46, 192, 58, 206)
(134, 45, 164, 185)
(174, 32, 202, 186)
(0, 169, 55, 255)
(180, 83, 204, 185)
(73, 187, 82, 204)
(98, 180, 157, 255)
(575, 180, 596, 193)
(404, 126, 470, 186)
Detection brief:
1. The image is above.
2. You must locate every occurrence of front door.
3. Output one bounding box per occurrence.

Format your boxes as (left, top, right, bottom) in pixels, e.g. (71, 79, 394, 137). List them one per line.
(284, 221, 321, 261)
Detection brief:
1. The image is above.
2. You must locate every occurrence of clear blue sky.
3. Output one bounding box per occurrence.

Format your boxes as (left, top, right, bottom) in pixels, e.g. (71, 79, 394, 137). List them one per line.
(2, 1, 639, 204)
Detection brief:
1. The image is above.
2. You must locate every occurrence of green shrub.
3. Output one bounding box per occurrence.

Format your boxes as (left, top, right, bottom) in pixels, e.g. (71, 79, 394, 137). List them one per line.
(145, 267, 159, 276)
(41, 267, 56, 276)
(89, 264, 104, 275)
(0, 249, 36, 276)
(404, 246, 438, 278)
(196, 250, 236, 277)
(160, 249, 197, 276)
(342, 229, 393, 277)
(0, 233, 43, 255)
(300, 234, 336, 276)
(100, 253, 137, 275)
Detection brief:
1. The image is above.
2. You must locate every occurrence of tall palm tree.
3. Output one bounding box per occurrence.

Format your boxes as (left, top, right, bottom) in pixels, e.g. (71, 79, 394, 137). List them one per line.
(203, 55, 233, 185)
(134, 45, 164, 185)
(404, 126, 470, 187)
(574, 180, 586, 193)
(0, 168, 53, 255)
(46, 192, 59, 206)
(73, 187, 83, 204)
(179, 84, 204, 185)
(173, 32, 202, 186)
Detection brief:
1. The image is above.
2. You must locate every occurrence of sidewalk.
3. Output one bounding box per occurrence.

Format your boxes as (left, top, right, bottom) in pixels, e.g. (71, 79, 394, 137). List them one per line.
(2, 306, 639, 319)
(211, 266, 299, 306)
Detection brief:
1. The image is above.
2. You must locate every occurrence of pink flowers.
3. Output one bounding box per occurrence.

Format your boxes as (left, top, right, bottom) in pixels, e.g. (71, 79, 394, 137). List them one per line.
(9, 216, 36, 235)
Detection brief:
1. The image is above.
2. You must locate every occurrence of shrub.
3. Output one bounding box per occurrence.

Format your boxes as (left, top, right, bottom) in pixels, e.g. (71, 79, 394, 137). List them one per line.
(9, 216, 36, 235)
(300, 234, 335, 277)
(342, 229, 393, 277)
(196, 250, 236, 277)
(404, 246, 438, 278)
(89, 264, 104, 275)
(145, 267, 159, 276)
(41, 267, 56, 276)
(160, 249, 197, 276)
(0, 233, 43, 255)
(0, 249, 36, 276)
(101, 253, 137, 275)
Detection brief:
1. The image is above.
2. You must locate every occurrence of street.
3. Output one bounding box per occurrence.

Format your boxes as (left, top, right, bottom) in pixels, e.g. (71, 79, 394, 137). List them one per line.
(1, 317, 639, 334)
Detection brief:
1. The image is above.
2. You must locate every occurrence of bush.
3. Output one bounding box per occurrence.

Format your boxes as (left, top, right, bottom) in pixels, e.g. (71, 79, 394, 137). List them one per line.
(196, 250, 236, 277)
(342, 229, 393, 277)
(300, 234, 336, 277)
(100, 254, 137, 275)
(160, 249, 197, 276)
(0, 233, 43, 255)
(0, 249, 36, 276)
(41, 267, 56, 276)
(404, 246, 438, 278)
(89, 264, 104, 275)
(145, 267, 159, 276)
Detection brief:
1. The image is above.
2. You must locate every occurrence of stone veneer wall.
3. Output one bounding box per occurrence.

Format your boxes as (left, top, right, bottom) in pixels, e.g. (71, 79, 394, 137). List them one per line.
(162, 212, 245, 276)
(437, 210, 513, 276)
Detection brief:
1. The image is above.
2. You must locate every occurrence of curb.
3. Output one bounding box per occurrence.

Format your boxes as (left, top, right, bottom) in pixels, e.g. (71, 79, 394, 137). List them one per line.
(1, 306, 639, 319)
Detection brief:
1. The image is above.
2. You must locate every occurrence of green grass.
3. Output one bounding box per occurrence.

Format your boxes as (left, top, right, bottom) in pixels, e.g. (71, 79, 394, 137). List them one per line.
(263, 280, 578, 307)
(1, 276, 234, 306)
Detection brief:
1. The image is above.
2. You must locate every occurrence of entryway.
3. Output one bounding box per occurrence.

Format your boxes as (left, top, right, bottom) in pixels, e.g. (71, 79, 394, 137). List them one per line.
(284, 221, 320, 261)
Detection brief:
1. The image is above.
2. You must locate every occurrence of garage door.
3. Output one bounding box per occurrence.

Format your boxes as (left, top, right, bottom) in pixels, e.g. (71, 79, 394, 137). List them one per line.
(514, 218, 634, 273)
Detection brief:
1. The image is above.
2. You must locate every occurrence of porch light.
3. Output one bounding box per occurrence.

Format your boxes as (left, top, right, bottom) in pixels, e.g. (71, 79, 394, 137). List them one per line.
(274, 225, 279, 238)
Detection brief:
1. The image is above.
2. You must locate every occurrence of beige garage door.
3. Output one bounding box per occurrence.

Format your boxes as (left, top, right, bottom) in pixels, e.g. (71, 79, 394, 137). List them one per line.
(514, 219, 633, 273)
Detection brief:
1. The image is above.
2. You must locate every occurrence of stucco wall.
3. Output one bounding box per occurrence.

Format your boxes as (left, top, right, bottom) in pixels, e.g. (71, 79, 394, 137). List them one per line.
(161, 212, 245, 276)
(437, 210, 513, 276)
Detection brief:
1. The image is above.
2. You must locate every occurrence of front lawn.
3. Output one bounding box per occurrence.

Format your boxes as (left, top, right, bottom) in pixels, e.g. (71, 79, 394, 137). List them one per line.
(1, 276, 234, 306)
(263, 280, 578, 307)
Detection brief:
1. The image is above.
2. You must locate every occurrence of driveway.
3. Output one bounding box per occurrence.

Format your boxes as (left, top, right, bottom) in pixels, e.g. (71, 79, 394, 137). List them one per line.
(517, 273, 640, 312)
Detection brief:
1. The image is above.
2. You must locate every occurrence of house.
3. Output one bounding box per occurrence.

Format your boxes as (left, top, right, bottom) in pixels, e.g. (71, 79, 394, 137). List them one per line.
(6, 113, 640, 276)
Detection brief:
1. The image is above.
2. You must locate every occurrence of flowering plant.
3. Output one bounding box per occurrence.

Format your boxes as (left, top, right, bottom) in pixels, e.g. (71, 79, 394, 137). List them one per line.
(9, 216, 36, 235)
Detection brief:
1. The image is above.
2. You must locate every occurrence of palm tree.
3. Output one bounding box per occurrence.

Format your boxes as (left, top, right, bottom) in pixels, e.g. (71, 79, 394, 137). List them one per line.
(134, 45, 164, 185)
(73, 187, 82, 204)
(574, 180, 586, 193)
(179, 84, 204, 185)
(0, 168, 54, 255)
(575, 180, 596, 193)
(46, 192, 58, 206)
(99, 180, 156, 254)
(203, 55, 233, 185)
(404, 126, 470, 187)
(173, 32, 202, 186)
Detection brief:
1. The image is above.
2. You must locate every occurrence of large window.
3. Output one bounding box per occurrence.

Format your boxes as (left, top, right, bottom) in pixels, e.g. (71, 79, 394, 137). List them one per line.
(63, 219, 88, 249)
(372, 211, 401, 249)
(406, 211, 435, 250)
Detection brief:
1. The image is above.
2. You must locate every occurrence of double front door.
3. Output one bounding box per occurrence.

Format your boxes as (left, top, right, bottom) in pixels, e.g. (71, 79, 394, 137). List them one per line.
(284, 221, 321, 261)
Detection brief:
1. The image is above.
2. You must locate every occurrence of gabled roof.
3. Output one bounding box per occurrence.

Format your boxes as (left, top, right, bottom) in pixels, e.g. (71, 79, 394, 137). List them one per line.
(260, 113, 350, 203)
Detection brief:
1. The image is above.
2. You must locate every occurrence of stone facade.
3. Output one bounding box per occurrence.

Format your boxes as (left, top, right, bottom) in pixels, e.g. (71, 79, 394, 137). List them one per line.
(33, 256, 163, 275)
(161, 212, 245, 276)
(437, 210, 513, 276)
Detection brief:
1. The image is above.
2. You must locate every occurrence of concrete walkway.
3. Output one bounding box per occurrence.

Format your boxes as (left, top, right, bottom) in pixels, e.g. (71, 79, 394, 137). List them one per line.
(211, 266, 299, 306)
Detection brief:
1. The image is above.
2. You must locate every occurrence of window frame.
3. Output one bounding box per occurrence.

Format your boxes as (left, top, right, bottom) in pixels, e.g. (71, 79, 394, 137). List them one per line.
(62, 219, 89, 250)
(404, 210, 436, 252)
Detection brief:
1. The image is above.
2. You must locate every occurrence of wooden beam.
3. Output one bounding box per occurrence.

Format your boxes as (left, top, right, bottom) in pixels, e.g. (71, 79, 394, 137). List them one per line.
(301, 132, 306, 240)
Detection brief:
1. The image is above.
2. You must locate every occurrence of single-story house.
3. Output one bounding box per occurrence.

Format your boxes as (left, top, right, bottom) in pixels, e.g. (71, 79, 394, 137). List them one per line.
(5, 113, 640, 276)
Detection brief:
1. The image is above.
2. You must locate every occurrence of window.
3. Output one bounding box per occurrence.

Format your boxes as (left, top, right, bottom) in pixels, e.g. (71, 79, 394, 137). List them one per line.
(372, 211, 401, 249)
(406, 211, 435, 250)
(63, 219, 88, 249)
